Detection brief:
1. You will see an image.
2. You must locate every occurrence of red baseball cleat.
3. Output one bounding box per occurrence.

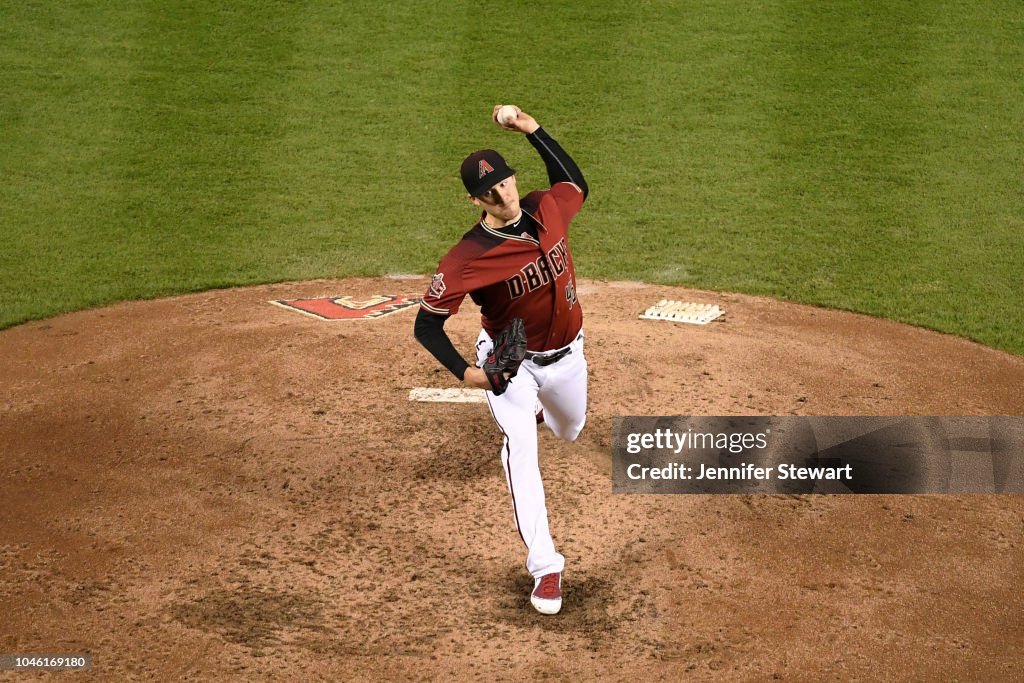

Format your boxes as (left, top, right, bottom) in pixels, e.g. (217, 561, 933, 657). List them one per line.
(530, 572, 562, 615)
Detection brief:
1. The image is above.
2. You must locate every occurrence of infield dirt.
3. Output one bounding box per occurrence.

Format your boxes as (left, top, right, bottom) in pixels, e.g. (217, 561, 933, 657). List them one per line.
(1, 277, 1022, 681)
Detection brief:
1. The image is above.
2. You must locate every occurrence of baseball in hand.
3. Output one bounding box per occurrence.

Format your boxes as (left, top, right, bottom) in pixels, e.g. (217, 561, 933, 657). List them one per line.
(497, 105, 519, 126)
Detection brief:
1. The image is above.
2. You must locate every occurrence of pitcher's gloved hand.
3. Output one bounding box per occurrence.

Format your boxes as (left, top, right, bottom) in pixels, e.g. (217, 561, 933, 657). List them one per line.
(483, 317, 527, 395)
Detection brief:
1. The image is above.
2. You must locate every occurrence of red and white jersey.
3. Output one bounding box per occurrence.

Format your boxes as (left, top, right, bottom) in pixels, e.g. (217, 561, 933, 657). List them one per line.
(420, 182, 584, 351)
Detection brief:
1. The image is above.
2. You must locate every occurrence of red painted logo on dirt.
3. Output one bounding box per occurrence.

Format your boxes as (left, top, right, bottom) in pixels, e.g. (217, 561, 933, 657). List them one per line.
(272, 295, 421, 320)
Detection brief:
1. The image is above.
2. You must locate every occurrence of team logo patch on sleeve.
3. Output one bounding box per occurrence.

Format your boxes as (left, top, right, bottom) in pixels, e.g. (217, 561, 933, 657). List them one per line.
(428, 273, 447, 299)
(271, 295, 421, 320)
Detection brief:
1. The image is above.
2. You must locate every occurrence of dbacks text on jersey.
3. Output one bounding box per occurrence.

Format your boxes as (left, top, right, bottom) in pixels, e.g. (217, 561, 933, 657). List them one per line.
(505, 238, 569, 299)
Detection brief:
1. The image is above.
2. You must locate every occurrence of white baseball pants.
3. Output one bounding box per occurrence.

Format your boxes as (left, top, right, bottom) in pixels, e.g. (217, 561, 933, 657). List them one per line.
(476, 330, 588, 579)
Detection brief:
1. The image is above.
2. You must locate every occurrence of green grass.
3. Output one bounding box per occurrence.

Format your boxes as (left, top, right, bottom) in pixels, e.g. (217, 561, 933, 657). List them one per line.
(2, 1, 1022, 353)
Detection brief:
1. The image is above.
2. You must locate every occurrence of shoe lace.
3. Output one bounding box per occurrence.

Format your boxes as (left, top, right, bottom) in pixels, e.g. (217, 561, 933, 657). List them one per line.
(536, 574, 560, 599)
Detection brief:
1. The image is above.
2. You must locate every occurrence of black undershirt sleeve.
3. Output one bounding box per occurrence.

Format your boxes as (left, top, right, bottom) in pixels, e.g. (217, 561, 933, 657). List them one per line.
(414, 308, 471, 380)
(527, 126, 589, 200)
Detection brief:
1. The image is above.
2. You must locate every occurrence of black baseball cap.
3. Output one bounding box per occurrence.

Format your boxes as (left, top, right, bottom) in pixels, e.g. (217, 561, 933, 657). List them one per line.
(461, 149, 516, 197)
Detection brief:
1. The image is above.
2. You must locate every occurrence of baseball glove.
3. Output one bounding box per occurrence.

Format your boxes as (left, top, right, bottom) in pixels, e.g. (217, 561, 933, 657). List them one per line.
(483, 317, 527, 396)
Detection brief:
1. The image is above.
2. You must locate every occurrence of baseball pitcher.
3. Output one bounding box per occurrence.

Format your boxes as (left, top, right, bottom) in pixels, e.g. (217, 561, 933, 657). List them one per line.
(414, 104, 589, 615)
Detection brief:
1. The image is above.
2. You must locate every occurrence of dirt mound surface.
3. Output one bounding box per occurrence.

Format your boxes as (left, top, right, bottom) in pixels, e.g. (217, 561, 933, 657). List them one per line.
(2, 277, 1021, 680)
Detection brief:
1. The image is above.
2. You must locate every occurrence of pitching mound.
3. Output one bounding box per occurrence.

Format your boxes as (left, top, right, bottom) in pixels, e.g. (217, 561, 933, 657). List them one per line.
(1, 277, 1021, 680)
